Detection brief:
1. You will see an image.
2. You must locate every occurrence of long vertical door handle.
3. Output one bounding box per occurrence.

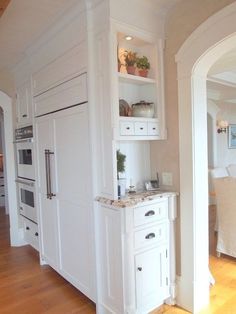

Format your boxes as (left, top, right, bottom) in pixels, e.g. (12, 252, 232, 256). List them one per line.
(44, 149, 56, 199)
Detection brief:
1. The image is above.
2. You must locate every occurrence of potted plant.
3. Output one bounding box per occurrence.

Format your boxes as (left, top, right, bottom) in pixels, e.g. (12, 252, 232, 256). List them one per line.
(136, 55, 150, 77)
(125, 50, 137, 75)
(117, 150, 126, 197)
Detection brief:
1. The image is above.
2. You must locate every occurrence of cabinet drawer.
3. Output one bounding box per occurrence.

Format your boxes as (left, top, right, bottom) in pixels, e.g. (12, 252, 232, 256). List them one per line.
(33, 43, 87, 96)
(120, 121, 135, 135)
(134, 122, 147, 135)
(134, 223, 167, 250)
(134, 199, 168, 227)
(148, 122, 159, 136)
(23, 218, 39, 251)
(34, 74, 87, 116)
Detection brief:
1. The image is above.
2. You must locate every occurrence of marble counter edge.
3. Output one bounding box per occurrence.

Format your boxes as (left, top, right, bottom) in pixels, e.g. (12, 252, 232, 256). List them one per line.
(95, 191, 178, 209)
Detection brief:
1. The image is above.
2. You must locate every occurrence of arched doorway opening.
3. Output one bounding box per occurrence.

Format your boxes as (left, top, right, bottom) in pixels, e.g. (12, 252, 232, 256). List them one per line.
(175, 3, 236, 312)
(0, 91, 22, 246)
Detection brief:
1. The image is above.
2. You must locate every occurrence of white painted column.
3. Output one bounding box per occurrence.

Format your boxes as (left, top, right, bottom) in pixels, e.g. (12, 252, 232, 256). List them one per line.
(177, 75, 209, 313)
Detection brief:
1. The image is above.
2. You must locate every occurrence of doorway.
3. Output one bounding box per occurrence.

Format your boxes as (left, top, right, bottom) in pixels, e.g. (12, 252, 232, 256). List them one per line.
(0, 91, 22, 246)
(175, 2, 236, 313)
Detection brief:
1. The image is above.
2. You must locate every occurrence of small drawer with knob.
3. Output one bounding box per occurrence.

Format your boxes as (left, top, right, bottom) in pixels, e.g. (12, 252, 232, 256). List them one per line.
(147, 121, 159, 136)
(134, 223, 167, 250)
(134, 199, 168, 227)
(120, 121, 135, 136)
(23, 217, 39, 251)
(134, 122, 147, 136)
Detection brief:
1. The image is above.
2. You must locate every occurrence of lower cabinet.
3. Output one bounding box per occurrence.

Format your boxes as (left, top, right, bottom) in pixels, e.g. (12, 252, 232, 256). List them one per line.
(96, 196, 176, 314)
(22, 217, 39, 251)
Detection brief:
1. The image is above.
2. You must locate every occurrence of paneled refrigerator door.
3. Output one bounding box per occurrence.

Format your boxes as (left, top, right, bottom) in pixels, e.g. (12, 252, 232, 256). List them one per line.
(52, 104, 94, 299)
(35, 115, 59, 269)
(35, 104, 95, 300)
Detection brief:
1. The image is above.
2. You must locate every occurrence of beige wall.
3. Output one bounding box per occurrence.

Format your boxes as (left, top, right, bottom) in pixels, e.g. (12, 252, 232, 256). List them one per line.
(0, 69, 14, 97)
(0, 69, 16, 130)
(150, 0, 236, 274)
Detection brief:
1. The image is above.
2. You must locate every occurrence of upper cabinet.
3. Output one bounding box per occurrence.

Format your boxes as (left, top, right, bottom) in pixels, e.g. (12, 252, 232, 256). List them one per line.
(112, 25, 166, 141)
(16, 80, 33, 127)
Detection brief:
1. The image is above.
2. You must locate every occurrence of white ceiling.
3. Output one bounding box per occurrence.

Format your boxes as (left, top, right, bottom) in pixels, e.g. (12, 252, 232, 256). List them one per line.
(207, 48, 236, 104)
(0, 0, 78, 71)
(0, 0, 181, 72)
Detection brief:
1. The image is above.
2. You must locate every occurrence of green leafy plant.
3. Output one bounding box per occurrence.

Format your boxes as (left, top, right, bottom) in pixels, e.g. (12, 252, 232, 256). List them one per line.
(136, 55, 150, 70)
(117, 150, 126, 179)
(125, 50, 137, 66)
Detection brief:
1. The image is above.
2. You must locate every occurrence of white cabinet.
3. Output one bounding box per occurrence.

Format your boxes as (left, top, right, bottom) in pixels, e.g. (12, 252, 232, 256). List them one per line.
(0, 174, 5, 207)
(22, 217, 39, 251)
(135, 245, 169, 313)
(35, 104, 95, 301)
(16, 80, 33, 127)
(120, 117, 160, 139)
(96, 195, 176, 313)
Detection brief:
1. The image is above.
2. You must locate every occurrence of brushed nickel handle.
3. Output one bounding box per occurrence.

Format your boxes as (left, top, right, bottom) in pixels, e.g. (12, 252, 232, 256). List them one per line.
(145, 232, 156, 240)
(44, 149, 56, 200)
(145, 210, 155, 216)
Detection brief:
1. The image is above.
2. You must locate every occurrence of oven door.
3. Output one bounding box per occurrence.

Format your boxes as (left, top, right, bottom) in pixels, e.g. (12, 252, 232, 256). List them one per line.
(16, 178, 37, 223)
(15, 139, 35, 181)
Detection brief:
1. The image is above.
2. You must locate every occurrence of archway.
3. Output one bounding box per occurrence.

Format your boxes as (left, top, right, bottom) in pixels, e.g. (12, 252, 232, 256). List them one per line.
(175, 3, 236, 313)
(0, 91, 23, 246)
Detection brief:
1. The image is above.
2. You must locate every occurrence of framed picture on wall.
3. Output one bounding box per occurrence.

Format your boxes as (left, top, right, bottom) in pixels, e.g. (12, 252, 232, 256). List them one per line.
(228, 124, 236, 148)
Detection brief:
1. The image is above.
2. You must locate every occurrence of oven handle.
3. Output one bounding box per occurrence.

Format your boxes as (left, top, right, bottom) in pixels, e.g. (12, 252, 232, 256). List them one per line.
(44, 149, 56, 200)
(15, 178, 34, 187)
(13, 138, 33, 144)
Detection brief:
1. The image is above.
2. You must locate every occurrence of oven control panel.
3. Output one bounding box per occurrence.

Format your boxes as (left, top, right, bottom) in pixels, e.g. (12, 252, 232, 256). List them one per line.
(15, 125, 33, 140)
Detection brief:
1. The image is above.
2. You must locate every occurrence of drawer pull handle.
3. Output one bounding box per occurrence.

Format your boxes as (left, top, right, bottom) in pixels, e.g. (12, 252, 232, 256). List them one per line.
(126, 127, 130, 130)
(35, 232, 39, 237)
(145, 233, 156, 240)
(26, 226, 30, 231)
(145, 210, 155, 217)
(0, 184, 4, 187)
(137, 267, 142, 272)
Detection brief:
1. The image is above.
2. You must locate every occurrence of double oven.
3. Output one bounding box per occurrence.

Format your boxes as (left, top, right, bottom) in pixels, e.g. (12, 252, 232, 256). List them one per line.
(15, 126, 37, 224)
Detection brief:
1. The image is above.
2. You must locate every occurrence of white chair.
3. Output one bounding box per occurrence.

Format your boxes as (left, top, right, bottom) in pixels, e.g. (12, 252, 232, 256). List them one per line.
(213, 176, 236, 258)
(210, 167, 229, 179)
(227, 164, 236, 177)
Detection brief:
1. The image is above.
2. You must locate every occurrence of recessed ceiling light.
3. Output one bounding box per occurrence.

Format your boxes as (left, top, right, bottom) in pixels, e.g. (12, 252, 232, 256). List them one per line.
(125, 35, 133, 41)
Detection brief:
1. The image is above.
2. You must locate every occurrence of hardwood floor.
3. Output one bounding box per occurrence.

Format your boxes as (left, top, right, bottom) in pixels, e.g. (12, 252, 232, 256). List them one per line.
(0, 207, 96, 314)
(1, 206, 236, 313)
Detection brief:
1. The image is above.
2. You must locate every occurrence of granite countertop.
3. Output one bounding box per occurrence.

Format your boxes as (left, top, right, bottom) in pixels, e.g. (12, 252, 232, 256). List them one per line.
(96, 190, 177, 208)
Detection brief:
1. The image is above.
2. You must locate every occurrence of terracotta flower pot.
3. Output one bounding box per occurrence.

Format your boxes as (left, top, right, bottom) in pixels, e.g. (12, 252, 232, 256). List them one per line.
(126, 66, 136, 75)
(138, 69, 148, 77)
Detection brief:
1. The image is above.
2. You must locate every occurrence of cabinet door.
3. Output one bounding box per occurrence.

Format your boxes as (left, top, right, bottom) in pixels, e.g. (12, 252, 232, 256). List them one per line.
(16, 80, 32, 126)
(135, 246, 169, 313)
(35, 115, 59, 269)
(52, 104, 94, 298)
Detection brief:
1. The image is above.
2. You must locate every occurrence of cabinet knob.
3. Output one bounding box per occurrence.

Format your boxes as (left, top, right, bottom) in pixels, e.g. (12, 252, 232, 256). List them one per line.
(26, 226, 30, 230)
(145, 232, 156, 240)
(137, 267, 142, 272)
(22, 114, 27, 118)
(35, 232, 39, 237)
(140, 127, 143, 130)
(152, 127, 156, 130)
(20, 206, 23, 211)
(145, 210, 155, 217)
(126, 127, 130, 130)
